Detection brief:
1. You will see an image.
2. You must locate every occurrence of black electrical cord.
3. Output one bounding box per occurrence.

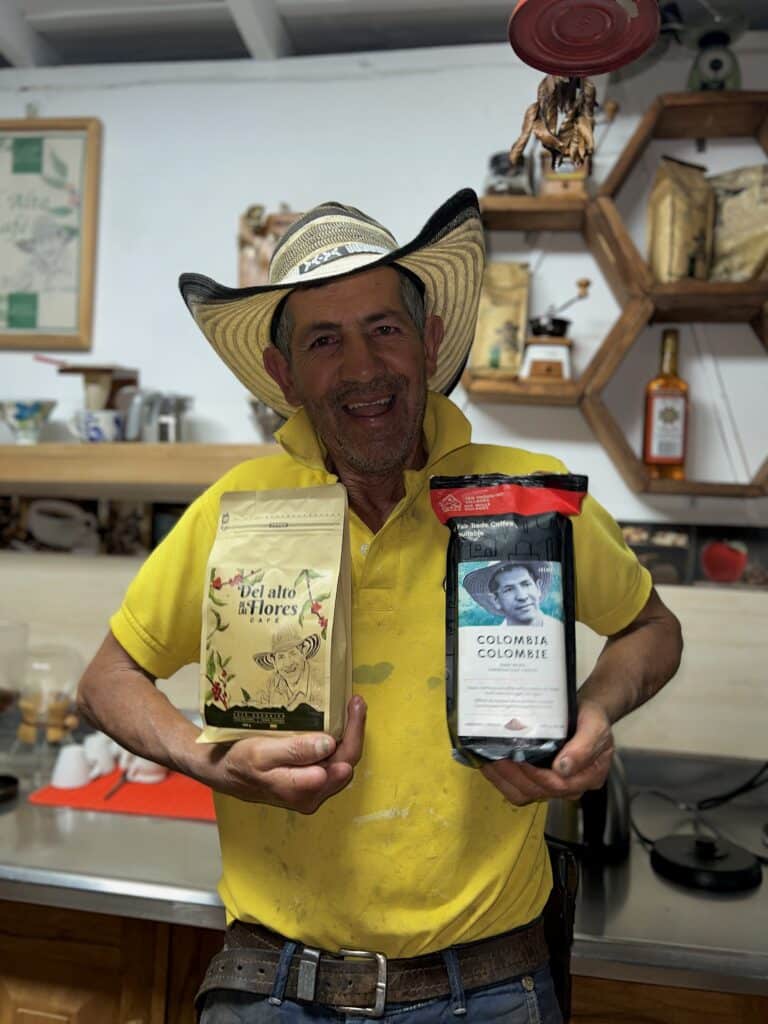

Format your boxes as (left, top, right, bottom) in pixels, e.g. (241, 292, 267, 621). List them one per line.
(629, 763, 768, 866)
(696, 761, 768, 810)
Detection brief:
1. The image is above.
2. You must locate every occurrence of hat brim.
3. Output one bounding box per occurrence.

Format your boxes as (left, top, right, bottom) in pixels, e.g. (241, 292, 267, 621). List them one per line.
(179, 189, 485, 418)
(463, 561, 553, 617)
(253, 632, 321, 669)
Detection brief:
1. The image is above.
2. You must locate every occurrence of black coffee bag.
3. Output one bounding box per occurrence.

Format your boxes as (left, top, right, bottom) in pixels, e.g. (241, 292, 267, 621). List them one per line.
(430, 473, 587, 768)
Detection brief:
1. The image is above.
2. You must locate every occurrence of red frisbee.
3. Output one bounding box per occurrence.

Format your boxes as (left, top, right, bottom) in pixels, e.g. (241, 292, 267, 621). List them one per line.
(508, 0, 661, 77)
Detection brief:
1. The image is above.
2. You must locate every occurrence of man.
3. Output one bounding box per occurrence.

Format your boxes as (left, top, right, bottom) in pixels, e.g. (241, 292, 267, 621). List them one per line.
(253, 627, 322, 712)
(465, 561, 557, 627)
(78, 190, 682, 1023)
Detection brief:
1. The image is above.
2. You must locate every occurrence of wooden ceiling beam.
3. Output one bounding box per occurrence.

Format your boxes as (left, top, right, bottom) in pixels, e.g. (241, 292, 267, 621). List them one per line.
(0, 0, 57, 67)
(226, 0, 292, 59)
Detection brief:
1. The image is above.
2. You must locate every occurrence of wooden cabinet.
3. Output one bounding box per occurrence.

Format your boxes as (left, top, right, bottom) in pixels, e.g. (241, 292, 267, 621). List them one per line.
(1, 901, 767, 1024)
(572, 975, 768, 1024)
(165, 924, 223, 1024)
(0, 900, 168, 1024)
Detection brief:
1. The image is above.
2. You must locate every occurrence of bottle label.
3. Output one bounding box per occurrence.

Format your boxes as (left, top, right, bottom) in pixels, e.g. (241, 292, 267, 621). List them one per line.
(647, 393, 686, 462)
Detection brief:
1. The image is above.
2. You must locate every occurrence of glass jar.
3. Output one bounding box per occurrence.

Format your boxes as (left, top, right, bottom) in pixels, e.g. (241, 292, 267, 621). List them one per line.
(18, 644, 83, 747)
(0, 620, 29, 716)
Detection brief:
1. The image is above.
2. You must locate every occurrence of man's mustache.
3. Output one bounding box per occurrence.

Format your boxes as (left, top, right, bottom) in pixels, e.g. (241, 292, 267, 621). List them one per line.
(330, 375, 408, 410)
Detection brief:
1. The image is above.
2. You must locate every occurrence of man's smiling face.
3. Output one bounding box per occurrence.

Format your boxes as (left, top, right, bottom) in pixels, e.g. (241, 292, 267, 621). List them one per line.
(264, 266, 442, 477)
(273, 648, 304, 686)
(490, 566, 543, 625)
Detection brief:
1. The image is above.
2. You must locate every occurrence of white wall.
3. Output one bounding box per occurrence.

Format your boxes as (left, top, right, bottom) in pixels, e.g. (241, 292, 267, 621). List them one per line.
(1, 37, 767, 525)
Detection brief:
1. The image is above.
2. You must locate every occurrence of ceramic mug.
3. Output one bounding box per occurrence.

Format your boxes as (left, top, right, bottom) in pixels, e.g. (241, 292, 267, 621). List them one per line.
(27, 499, 99, 551)
(71, 409, 125, 443)
(125, 756, 167, 784)
(112, 744, 167, 784)
(50, 743, 91, 789)
(83, 732, 117, 778)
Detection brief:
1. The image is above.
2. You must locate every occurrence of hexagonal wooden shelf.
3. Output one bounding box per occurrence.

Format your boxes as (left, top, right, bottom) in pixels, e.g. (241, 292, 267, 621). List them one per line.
(583, 90, 768, 496)
(468, 93, 768, 497)
(581, 306, 767, 497)
(464, 194, 642, 405)
(597, 90, 768, 350)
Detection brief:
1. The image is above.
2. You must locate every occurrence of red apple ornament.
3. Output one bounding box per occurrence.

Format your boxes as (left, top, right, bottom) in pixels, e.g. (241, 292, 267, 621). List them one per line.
(700, 540, 748, 583)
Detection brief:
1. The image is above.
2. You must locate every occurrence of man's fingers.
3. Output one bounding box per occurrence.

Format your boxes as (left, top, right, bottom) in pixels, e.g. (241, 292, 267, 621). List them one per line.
(264, 759, 354, 813)
(558, 748, 613, 793)
(327, 696, 366, 767)
(481, 762, 548, 806)
(482, 746, 614, 805)
(240, 732, 337, 773)
(552, 700, 614, 778)
(322, 760, 355, 794)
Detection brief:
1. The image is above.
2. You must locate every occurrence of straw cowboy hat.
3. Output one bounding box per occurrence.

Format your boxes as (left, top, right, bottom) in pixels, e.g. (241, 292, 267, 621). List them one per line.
(179, 189, 485, 418)
(462, 561, 554, 617)
(253, 625, 320, 671)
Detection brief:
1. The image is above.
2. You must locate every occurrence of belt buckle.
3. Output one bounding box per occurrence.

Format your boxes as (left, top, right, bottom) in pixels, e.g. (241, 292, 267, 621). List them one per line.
(336, 947, 387, 1018)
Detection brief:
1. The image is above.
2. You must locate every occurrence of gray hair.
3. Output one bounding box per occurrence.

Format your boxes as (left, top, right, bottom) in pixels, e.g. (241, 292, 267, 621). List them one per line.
(271, 269, 425, 361)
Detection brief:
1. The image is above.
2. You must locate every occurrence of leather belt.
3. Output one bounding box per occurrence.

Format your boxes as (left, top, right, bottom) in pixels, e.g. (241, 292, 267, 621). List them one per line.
(196, 917, 549, 1019)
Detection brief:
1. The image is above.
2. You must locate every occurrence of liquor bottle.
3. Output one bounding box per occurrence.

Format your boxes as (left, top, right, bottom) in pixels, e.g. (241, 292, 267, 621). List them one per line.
(642, 329, 689, 480)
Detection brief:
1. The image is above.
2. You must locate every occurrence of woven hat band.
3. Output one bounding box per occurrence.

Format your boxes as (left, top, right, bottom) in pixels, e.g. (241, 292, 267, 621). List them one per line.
(280, 248, 392, 286)
(269, 211, 398, 285)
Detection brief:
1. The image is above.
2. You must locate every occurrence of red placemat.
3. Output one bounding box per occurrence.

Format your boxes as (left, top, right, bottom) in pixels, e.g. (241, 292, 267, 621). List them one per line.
(29, 768, 216, 822)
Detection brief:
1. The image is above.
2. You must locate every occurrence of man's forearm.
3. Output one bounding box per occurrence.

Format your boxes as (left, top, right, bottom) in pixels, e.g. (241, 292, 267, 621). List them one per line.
(78, 631, 367, 812)
(578, 588, 683, 725)
(77, 632, 206, 779)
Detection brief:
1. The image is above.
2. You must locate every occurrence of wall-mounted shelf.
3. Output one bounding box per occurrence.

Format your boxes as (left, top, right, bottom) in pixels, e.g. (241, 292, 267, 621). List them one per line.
(480, 195, 586, 232)
(467, 193, 645, 405)
(0, 443, 277, 501)
(462, 376, 580, 406)
(473, 92, 768, 497)
(649, 281, 768, 343)
(646, 478, 764, 498)
(599, 90, 768, 200)
(464, 298, 653, 406)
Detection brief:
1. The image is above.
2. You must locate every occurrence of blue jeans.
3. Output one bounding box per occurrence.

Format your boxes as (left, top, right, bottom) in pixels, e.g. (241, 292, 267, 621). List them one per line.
(198, 963, 563, 1023)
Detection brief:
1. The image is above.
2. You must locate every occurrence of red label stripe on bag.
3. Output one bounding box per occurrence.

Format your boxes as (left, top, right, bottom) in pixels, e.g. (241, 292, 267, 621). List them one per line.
(430, 484, 586, 523)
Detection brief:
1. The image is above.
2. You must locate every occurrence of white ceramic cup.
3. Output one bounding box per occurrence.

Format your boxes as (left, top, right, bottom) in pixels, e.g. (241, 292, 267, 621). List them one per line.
(83, 732, 117, 778)
(124, 754, 167, 784)
(26, 500, 99, 551)
(113, 745, 167, 784)
(70, 409, 125, 443)
(50, 743, 91, 789)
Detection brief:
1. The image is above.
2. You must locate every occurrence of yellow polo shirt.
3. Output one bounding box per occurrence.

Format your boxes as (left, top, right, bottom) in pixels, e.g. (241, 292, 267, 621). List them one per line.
(110, 393, 650, 958)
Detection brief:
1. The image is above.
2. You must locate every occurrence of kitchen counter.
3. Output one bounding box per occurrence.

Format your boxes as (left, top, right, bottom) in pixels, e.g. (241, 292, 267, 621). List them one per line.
(570, 751, 768, 997)
(0, 749, 766, 997)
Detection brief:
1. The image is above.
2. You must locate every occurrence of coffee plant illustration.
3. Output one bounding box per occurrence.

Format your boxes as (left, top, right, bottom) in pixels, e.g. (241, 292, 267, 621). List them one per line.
(294, 568, 330, 639)
(205, 567, 263, 709)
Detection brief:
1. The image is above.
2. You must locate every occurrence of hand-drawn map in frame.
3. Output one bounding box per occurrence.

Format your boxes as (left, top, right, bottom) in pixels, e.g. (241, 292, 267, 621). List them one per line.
(0, 117, 101, 351)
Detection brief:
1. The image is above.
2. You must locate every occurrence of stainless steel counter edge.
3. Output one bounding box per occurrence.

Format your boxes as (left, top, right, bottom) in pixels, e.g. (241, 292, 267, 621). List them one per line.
(0, 865, 226, 931)
(573, 934, 768, 997)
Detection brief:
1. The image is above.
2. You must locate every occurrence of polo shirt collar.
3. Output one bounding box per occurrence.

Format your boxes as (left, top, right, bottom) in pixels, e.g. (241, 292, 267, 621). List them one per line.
(274, 392, 472, 476)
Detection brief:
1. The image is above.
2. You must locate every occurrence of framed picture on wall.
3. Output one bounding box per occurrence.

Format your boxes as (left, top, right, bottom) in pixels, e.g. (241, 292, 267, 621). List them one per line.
(0, 117, 102, 351)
